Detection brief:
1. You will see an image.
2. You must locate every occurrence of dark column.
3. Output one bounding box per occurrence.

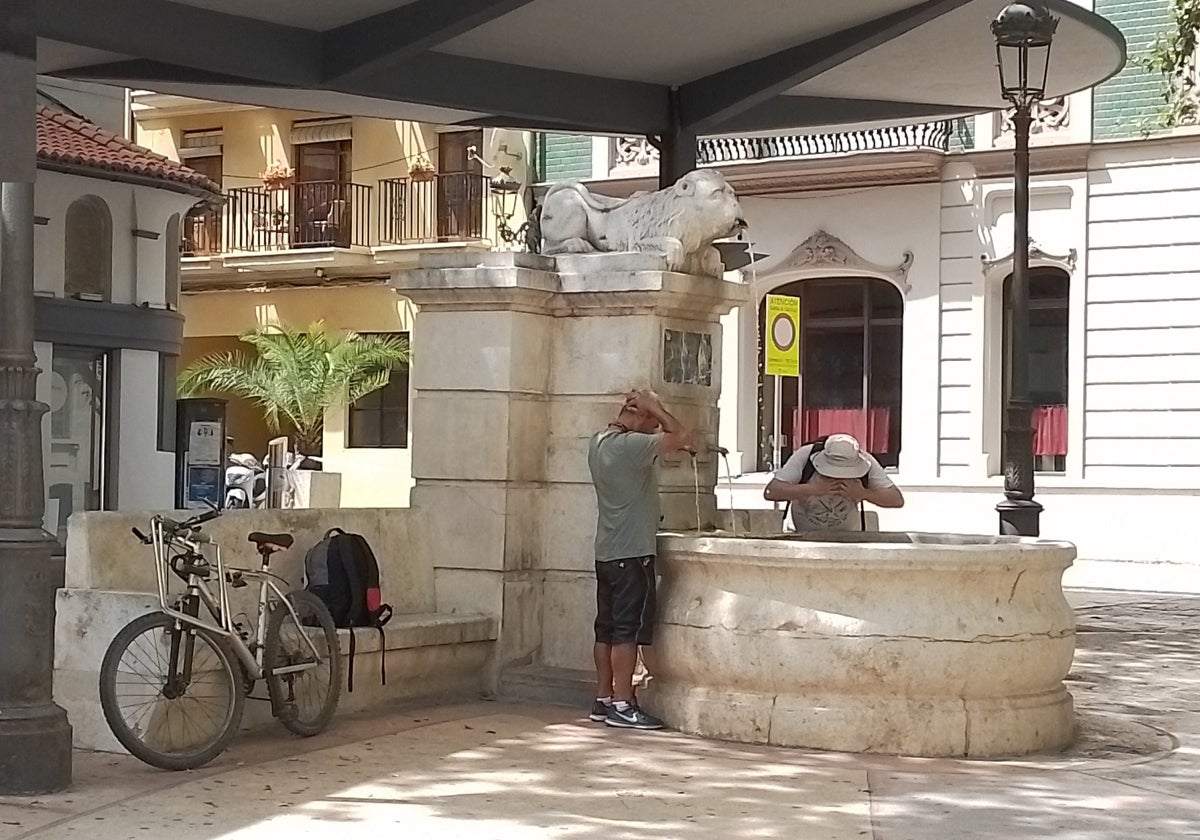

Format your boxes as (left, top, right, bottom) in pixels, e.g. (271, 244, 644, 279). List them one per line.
(996, 106, 1043, 537)
(0, 180, 73, 793)
(656, 87, 697, 190)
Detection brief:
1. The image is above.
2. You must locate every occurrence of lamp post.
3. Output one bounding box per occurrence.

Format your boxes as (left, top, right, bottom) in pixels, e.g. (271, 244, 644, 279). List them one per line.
(489, 167, 523, 247)
(991, 3, 1057, 537)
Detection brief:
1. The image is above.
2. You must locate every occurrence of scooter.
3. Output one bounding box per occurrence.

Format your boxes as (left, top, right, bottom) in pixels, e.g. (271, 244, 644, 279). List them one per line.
(224, 452, 266, 509)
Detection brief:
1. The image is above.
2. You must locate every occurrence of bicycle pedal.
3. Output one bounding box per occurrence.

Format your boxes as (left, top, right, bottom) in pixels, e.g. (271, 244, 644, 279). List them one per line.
(276, 703, 298, 722)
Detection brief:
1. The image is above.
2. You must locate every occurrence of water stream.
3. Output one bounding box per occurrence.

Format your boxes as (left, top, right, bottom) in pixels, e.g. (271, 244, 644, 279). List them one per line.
(692, 454, 701, 533)
(720, 451, 736, 535)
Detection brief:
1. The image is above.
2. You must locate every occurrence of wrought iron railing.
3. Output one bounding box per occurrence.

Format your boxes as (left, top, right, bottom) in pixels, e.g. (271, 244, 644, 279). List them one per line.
(697, 121, 952, 165)
(181, 207, 221, 256)
(223, 180, 371, 252)
(378, 172, 489, 245)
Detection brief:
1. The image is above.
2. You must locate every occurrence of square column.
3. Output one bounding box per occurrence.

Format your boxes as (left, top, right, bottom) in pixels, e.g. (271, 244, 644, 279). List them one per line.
(392, 252, 746, 675)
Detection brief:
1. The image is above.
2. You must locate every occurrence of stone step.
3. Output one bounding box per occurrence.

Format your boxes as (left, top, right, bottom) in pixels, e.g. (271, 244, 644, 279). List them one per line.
(499, 665, 594, 709)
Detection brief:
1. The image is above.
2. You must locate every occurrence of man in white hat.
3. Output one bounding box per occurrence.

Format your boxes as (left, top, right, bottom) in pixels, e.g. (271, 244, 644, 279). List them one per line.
(764, 433, 904, 531)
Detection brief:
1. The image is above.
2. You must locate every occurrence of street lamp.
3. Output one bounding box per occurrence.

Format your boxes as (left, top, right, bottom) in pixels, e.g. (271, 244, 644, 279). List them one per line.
(489, 166, 523, 246)
(991, 3, 1057, 537)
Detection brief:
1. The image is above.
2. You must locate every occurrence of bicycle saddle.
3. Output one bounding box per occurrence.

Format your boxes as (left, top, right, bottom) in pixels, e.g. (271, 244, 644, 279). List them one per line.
(247, 532, 294, 551)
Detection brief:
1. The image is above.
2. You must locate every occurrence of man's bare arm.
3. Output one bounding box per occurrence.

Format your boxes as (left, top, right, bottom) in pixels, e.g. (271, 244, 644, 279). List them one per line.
(634, 393, 692, 454)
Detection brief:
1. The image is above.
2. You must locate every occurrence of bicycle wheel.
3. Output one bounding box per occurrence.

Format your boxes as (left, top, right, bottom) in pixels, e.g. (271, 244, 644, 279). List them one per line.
(263, 590, 342, 736)
(99, 612, 245, 770)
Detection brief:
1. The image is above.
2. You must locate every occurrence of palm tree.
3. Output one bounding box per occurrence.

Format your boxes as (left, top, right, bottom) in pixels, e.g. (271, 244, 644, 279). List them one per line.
(179, 322, 411, 455)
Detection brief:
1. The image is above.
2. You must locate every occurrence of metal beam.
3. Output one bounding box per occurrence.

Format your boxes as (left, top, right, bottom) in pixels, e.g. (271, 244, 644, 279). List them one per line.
(37, 0, 321, 86)
(344, 53, 668, 134)
(710, 95, 970, 135)
(679, 0, 972, 131)
(67, 52, 667, 134)
(323, 0, 538, 83)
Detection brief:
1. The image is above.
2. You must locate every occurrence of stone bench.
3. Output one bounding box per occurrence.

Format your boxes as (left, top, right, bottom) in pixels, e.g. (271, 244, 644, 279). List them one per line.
(54, 509, 499, 753)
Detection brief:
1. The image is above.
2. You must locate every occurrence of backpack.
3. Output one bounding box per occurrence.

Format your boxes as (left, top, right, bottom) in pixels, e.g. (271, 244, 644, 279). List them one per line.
(783, 436, 867, 531)
(304, 528, 394, 691)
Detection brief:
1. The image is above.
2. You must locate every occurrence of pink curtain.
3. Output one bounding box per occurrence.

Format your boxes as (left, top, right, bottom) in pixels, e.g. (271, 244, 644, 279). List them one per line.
(1032, 405, 1067, 456)
(794, 407, 893, 454)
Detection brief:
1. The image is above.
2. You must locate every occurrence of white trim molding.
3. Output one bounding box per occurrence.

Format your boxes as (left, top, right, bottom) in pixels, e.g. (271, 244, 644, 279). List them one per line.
(760, 229, 914, 294)
(980, 237, 1077, 280)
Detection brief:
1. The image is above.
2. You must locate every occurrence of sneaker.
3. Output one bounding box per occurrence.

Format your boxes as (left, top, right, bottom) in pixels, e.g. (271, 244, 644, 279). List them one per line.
(588, 698, 612, 722)
(605, 703, 665, 730)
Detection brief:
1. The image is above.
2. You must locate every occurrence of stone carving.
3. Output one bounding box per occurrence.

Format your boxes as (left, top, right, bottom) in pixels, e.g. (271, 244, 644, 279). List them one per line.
(981, 238, 1077, 275)
(539, 170, 747, 277)
(663, 329, 713, 386)
(999, 96, 1070, 136)
(762, 230, 914, 293)
(612, 136, 660, 169)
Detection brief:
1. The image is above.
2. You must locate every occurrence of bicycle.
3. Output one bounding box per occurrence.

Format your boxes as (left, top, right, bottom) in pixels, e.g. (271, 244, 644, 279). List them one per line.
(98, 507, 342, 770)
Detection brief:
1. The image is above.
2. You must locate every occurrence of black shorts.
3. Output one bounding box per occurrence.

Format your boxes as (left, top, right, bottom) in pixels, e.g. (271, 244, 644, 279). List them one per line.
(594, 555, 656, 646)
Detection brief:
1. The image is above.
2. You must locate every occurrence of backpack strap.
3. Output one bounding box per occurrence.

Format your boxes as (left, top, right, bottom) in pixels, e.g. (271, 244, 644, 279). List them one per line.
(374, 605, 392, 687)
(346, 629, 356, 693)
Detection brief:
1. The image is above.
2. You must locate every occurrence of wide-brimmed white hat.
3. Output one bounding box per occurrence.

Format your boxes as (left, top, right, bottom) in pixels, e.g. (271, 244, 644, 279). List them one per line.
(811, 433, 871, 479)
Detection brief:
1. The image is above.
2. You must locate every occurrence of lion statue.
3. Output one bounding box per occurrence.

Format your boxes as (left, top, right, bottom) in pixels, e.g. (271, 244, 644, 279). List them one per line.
(539, 169, 747, 277)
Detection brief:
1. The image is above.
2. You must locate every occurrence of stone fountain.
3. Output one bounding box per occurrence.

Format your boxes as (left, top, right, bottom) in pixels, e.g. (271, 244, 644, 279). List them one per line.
(390, 171, 1077, 758)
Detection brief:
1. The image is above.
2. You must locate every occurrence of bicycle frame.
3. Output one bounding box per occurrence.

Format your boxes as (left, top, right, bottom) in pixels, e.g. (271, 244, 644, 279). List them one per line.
(149, 518, 324, 681)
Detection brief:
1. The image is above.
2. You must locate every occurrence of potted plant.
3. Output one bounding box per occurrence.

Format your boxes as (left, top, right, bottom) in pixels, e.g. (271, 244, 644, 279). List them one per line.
(259, 162, 295, 191)
(409, 155, 436, 182)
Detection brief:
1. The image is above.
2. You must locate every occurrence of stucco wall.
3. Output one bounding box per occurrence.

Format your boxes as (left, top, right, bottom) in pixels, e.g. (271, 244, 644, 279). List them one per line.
(181, 284, 416, 506)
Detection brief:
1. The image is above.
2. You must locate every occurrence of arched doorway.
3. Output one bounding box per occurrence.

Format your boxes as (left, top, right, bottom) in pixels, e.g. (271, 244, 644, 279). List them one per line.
(758, 277, 903, 470)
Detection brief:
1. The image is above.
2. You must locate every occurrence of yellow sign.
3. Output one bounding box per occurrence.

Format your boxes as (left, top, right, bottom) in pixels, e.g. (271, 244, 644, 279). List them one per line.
(765, 294, 800, 377)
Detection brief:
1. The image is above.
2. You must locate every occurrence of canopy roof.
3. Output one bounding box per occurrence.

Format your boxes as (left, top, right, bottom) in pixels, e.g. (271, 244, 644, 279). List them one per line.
(37, 0, 1125, 136)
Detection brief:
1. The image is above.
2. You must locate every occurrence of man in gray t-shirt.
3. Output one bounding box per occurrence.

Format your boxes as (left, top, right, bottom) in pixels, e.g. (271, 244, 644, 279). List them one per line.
(587, 390, 690, 731)
(764, 433, 904, 531)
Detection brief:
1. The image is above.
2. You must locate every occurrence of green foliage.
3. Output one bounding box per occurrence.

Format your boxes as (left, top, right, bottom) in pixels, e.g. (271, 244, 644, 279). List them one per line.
(1142, 0, 1200, 128)
(179, 322, 411, 454)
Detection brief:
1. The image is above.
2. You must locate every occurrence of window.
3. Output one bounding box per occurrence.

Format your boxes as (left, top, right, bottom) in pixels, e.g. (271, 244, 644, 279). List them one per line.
(64, 196, 113, 300)
(759, 277, 903, 469)
(158, 354, 178, 452)
(437, 129, 485, 240)
(347, 334, 410, 448)
(47, 348, 110, 543)
(181, 154, 222, 256)
(1002, 268, 1069, 472)
(164, 213, 181, 307)
(295, 140, 353, 247)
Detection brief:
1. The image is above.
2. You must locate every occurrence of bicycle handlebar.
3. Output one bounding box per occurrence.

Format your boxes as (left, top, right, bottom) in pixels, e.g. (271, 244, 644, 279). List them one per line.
(133, 508, 223, 544)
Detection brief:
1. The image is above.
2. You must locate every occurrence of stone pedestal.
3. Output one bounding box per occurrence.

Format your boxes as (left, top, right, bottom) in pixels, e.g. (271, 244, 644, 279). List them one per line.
(391, 252, 746, 674)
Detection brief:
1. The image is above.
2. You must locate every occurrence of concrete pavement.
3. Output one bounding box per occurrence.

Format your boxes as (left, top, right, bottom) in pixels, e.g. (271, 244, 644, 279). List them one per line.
(1, 589, 1197, 839)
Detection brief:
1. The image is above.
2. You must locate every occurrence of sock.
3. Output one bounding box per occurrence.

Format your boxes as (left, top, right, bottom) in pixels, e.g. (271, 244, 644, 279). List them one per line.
(596, 696, 613, 705)
(614, 700, 631, 711)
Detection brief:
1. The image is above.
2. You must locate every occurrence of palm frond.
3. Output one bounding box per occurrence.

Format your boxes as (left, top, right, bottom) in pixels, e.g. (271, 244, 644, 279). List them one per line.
(179, 322, 413, 453)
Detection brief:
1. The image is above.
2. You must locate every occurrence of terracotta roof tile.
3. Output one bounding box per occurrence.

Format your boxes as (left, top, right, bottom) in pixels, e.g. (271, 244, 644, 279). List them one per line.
(36, 105, 219, 196)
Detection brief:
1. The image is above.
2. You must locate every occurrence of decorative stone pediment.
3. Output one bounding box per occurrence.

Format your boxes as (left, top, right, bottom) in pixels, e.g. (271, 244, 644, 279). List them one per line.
(981, 237, 1077, 275)
(763, 229, 914, 293)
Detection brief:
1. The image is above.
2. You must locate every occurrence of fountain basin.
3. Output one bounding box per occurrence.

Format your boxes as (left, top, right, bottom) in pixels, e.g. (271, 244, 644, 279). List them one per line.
(646, 531, 1077, 757)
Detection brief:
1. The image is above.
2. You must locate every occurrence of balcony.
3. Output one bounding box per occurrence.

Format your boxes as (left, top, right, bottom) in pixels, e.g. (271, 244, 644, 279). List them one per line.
(378, 173, 489, 245)
(594, 121, 955, 182)
(697, 121, 952, 164)
(223, 181, 372, 252)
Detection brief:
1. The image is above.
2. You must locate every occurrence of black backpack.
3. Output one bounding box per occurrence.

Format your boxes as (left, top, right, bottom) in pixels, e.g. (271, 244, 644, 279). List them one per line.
(785, 436, 867, 531)
(304, 528, 394, 691)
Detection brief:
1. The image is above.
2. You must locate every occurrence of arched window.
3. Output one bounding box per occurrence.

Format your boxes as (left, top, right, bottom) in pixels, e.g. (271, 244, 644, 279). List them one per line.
(759, 277, 903, 469)
(64, 196, 113, 301)
(164, 213, 181, 308)
(1003, 268, 1069, 472)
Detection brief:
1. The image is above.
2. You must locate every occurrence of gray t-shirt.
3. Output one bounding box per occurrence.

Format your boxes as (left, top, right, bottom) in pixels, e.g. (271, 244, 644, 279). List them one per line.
(774, 444, 896, 532)
(588, 429, 661, 562)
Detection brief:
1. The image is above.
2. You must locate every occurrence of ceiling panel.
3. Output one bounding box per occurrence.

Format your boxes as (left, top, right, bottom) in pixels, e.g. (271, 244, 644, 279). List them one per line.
(437, 0, 919, 85)
(789, 0, 1125, 109)
(164, 0, 422, 31)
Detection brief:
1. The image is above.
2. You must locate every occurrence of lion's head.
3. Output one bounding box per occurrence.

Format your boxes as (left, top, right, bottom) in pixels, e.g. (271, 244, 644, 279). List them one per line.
(672, 170, 747, 243)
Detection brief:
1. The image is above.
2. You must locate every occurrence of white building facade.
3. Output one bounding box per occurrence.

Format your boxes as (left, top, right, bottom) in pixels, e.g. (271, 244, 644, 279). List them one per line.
(32, 94, 217, 541)
(535, 45, 1200, 588)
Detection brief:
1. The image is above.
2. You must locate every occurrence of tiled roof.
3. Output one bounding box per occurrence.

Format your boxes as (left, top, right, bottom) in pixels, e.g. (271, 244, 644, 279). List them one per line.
(36, 105, 219, 197)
